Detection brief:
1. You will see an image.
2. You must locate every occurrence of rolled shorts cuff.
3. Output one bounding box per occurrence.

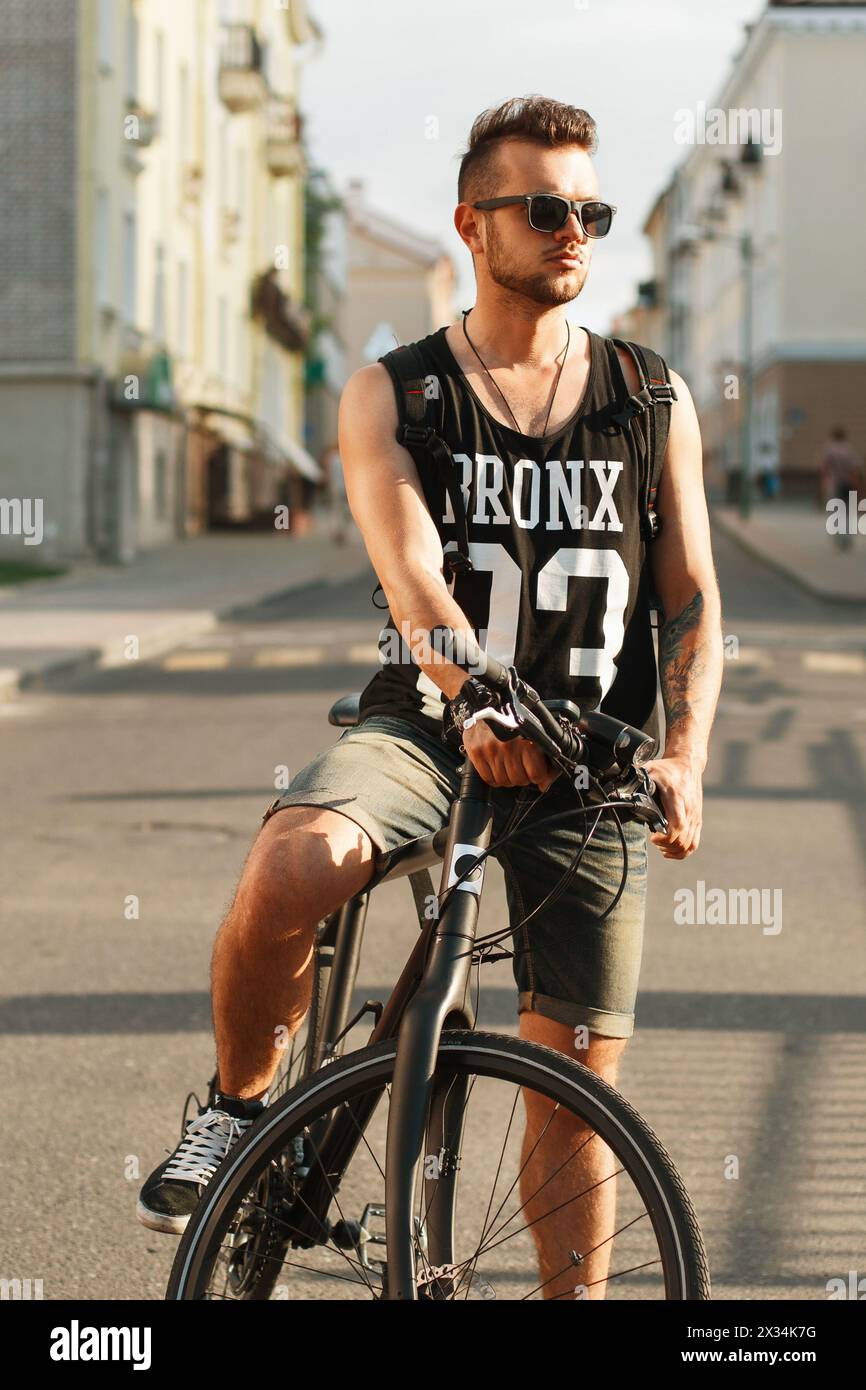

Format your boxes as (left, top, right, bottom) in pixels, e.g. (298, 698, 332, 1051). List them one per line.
(518, 990, 635, 1040)
(261, 791, 389, 857)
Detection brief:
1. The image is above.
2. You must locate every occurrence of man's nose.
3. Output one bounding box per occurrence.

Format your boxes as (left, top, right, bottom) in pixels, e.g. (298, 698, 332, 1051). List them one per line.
(554, 210, 587, 244)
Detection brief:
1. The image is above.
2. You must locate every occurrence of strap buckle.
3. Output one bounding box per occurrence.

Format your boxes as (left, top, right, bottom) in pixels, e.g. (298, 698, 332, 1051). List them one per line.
(401, 423, 434, 448)
(647, 380, 677, 405)
(611, 381, 676, 427)
(443, 550, 474, 579)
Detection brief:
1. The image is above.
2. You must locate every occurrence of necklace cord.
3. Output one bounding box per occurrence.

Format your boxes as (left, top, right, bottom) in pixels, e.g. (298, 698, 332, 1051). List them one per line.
(462, 309, 570, 438)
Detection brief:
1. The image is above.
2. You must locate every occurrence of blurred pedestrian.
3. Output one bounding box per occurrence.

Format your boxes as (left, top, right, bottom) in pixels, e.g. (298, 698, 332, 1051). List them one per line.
(757, 439, 781, 500)
(819, 426, 863, 550)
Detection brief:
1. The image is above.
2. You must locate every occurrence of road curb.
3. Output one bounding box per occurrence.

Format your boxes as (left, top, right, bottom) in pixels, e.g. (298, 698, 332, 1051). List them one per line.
(0, 561, 371, 700)
(710, 509, 866, 607)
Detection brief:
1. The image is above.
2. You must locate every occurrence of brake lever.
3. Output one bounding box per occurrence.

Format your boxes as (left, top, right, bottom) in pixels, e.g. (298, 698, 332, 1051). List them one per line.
(462, 704, 522, 741)
(628, 791, 668, 835)
(597, 766, 668, 834)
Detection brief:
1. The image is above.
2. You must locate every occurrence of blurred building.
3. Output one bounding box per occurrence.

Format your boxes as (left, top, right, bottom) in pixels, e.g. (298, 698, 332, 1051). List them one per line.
(0, 0, 320, 566)
(614, 0, 866, 498)
(303, 168, 348, 471)
(343, 180, 457, 372)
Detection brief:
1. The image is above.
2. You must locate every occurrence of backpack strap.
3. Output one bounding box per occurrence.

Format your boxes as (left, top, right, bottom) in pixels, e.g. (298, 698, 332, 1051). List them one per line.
(609, 338, 677, 543)
(370, 342, 475, 612)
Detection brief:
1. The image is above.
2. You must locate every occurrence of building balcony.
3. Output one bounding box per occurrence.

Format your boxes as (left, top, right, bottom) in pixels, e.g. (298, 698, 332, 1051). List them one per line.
(181, 162, 203, 205)
(266, 97, 304, 178)
(112, 348, 176, 413)
(250, 269, 310, 352)
(125, 103, 159, 147)
(218, 23, 267, 113)
(222, 208, 242, 245)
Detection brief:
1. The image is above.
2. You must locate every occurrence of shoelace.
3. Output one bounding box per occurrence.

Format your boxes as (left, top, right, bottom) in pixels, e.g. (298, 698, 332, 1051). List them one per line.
(163, 1109, 252, 1186)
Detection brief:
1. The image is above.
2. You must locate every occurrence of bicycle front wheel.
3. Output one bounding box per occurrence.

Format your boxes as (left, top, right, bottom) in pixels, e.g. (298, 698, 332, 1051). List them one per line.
(167, 1032, 710, 1301)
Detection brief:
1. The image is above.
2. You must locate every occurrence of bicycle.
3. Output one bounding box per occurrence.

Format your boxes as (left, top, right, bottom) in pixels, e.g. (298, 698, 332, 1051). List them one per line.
(166, 632, 711, 1301)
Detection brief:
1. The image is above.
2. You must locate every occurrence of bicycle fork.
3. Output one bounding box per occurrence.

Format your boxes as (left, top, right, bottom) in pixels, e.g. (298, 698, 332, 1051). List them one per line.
(384, 760, 493, 1300)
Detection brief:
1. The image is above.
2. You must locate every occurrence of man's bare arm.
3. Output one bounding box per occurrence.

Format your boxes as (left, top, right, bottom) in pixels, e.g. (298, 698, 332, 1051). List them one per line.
(338, 363, 476, 702)
(338, 364, 555, 788)
(647, 369, 724, 857)
(651, 369, 723, 764)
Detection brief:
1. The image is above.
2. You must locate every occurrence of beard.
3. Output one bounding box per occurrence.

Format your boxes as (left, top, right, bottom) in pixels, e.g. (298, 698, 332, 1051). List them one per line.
(485, 218, 585, 307)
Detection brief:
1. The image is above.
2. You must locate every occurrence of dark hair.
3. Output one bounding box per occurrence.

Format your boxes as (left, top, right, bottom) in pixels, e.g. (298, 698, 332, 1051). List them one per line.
(832, 426, 847, 441)
(458, 96, 598, 204)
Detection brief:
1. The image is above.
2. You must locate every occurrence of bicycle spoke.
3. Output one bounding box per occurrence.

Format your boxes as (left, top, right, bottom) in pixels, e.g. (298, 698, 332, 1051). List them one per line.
(455, 1084, 520, 1299)
(481, 1121, 601, 1249)
(479, 1165, 626, 1258)
(546, 1256, 664, 1300)
(175, 1040, 703, 1301)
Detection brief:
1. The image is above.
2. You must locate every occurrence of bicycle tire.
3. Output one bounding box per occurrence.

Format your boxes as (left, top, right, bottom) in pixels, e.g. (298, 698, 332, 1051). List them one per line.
(167, 1031, 710, 1301)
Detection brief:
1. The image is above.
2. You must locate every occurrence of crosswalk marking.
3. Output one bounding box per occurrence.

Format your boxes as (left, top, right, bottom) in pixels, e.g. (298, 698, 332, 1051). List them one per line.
(154, 640, 866, 679)
(346, 643, 381, 663)
(162, 651, 230, 671)
(253, 648, 321, 667)
(802, 651, 866, 675)
(730, 646, 772, 669)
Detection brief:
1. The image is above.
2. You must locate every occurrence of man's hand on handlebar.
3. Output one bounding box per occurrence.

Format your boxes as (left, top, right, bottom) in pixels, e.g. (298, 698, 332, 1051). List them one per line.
(642, 753, 703, 859)
(461, 721, 560, 792)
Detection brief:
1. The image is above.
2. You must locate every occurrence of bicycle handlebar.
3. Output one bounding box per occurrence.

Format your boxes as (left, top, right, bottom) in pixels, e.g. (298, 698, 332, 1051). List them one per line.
(434, 626, 668, 834)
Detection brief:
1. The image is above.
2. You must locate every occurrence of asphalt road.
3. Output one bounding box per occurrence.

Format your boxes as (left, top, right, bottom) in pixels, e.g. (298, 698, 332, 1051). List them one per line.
(1, 523, 864, 1300)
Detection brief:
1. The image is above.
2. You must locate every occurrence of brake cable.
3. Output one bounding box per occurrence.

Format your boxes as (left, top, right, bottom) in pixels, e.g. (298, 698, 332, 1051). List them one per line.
(436, 790, 634, 937)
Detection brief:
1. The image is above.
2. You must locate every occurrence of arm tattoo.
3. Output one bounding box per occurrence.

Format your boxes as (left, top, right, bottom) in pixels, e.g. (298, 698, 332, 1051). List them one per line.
(658, 591, 705, 732)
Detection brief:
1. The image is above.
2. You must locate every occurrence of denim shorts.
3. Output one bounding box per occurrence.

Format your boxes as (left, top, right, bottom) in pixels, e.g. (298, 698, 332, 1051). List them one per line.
(261, 714, 648, 1039)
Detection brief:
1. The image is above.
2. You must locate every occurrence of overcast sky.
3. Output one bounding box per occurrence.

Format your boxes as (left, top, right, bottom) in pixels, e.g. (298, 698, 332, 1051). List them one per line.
(299, 0, 764, 334)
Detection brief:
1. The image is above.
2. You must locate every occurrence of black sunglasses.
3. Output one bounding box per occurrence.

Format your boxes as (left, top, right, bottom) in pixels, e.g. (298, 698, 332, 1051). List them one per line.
(472, 193, 617, 238)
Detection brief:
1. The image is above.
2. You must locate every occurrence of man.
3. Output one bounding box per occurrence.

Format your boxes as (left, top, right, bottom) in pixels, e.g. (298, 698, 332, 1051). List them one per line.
(819, 426, 863, 550)
(138, 96, 723, 1297)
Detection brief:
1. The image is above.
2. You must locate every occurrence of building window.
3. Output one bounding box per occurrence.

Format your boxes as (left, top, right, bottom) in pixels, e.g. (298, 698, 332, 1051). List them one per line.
(95, 189, 110, 308)
(122, 211, 137, 326)
(236, 311, 247, 391)
(97, 0, 114, 72)
(219, 122, 229, 209)
(125, 9, 140, 103)
(154, 450, 168, 521)
(155, 31, 165, 124)
(153, 243, 166, 343)
(219, 297, 229, 380)
(177, 260, 189, 356)
(235, 147, 246, 221)
(179, 63, 190, 165)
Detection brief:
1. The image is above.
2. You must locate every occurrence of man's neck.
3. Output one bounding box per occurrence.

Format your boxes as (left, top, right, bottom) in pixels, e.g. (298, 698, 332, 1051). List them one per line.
(461, 290, 572, 369)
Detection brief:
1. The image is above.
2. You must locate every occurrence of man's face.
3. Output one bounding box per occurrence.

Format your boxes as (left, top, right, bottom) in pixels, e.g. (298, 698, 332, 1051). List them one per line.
(470, 139, 601, 306)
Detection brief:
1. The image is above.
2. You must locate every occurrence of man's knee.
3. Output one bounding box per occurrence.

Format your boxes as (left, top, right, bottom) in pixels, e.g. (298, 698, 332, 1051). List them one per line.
(243, 805, 376, 923)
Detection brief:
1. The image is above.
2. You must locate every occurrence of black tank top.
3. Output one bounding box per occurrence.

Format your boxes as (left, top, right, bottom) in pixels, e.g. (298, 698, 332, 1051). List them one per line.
(358, 324, 661, 743)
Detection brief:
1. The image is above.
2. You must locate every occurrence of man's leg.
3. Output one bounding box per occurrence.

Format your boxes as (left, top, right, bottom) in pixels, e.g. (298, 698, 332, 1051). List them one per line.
(518, 1012, 627, 1301)
(211, 804, 376, 1100)
(495, 783, 648, 1300)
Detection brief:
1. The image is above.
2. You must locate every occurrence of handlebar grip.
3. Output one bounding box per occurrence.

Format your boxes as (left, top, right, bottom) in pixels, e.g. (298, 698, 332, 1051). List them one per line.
(432, 626, 511, 691)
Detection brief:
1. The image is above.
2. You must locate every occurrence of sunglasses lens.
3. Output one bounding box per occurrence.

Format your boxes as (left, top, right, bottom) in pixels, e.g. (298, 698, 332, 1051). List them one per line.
(529, 196, 568, 232)
(581, 202, 613, 237)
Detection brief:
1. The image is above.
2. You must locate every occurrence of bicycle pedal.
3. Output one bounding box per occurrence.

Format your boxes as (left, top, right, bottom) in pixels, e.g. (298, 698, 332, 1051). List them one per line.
(358, 1203, 387, 1272)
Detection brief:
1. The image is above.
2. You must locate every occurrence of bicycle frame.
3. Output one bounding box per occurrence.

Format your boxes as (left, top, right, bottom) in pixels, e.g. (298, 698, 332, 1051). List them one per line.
(284, 755, 499, 1299)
